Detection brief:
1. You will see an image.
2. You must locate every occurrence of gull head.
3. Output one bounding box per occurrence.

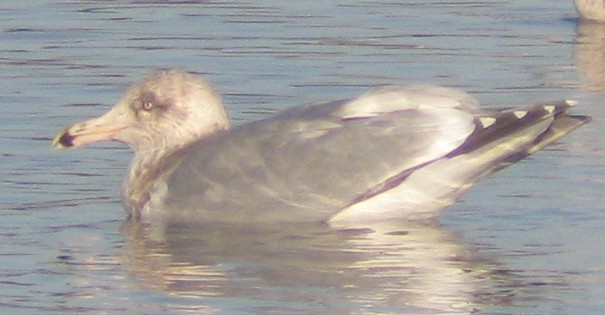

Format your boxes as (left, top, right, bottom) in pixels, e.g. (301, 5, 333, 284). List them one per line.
(53, 69, 230, 155)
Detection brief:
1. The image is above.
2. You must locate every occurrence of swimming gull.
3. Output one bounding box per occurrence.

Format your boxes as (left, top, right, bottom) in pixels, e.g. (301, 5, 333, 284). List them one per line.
(575, 0, 605, 21)
(53, 69, 589, 224)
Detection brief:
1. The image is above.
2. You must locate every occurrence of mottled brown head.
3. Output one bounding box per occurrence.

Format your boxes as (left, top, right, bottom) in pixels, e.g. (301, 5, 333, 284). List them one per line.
(53, 69, 230, 154)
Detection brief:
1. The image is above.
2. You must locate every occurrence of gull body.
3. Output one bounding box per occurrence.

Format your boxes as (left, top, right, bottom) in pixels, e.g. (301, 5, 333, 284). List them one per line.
(575, 0, 605, 21)
(53, 70, 589, 225)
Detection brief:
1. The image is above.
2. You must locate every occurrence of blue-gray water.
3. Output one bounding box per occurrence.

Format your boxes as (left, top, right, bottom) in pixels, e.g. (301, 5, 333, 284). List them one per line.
(1, 1, 604, 314)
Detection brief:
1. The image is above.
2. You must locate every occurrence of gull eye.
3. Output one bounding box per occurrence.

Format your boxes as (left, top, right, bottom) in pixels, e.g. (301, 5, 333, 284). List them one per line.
(141, 101, 154, 112)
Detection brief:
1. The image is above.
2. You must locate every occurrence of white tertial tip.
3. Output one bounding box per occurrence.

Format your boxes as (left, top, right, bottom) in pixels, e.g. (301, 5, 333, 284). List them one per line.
(513, 110, 528, 119)
(565, 99, 578, 107)
(543, 105, 556, 114)
(479, 116, 497, 128)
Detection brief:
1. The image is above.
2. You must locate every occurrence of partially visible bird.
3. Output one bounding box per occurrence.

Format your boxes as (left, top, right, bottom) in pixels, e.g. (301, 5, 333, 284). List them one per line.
(575, 0, 605, 21)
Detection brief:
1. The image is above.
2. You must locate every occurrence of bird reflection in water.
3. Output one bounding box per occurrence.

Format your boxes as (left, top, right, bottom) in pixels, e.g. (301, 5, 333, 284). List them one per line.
(119, 220, 532, 314)
(575, 19, 605, 90)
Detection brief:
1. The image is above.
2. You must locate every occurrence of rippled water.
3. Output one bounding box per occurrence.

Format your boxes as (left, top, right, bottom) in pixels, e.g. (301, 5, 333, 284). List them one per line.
(1, 1, 604, 314)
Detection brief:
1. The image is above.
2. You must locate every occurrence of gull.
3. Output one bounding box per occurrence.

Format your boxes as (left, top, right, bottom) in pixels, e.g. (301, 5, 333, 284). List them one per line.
(575, 0, 605, 21)
(53, 70, 589, 224)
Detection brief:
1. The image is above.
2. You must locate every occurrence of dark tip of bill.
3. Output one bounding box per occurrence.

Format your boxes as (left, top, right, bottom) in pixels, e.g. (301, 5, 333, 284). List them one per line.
(59, 133, 75, 147)
(52, 128, 75, 148)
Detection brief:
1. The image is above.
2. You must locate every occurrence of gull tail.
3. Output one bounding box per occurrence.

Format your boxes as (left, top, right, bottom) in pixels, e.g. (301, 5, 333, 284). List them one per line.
(451, 100, 590, 169)
(330, 100, 589, 225)
(526, 102, 590, 154)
